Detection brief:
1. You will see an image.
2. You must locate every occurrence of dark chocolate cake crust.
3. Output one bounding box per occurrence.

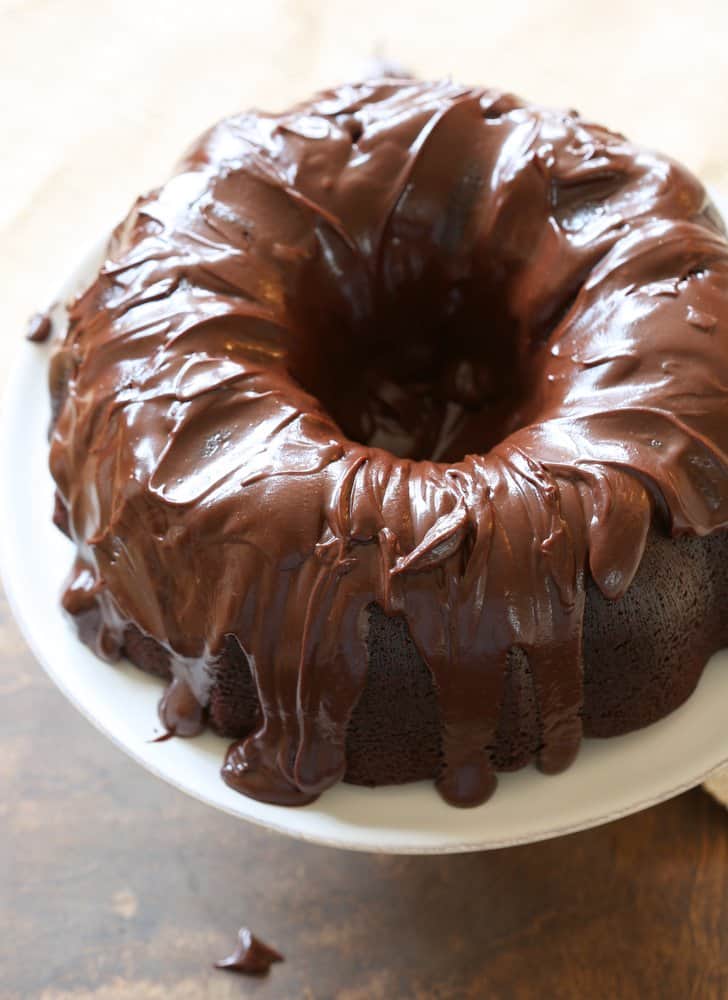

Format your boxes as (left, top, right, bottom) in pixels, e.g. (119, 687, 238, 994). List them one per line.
(47, 79, 728, 808)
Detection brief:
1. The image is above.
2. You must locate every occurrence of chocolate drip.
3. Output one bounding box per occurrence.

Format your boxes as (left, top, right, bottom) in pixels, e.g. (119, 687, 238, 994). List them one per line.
(215, 927, 283, 976)
(48, 79, 728, 807)
(159, 677, 205, 737)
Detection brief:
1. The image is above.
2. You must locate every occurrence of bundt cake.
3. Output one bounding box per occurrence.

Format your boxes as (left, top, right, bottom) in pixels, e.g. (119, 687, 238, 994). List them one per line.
(47, 78, 728, 808)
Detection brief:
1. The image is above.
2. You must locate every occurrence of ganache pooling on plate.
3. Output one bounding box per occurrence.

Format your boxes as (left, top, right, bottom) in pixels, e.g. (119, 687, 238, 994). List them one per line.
(47, 78, 728, 808)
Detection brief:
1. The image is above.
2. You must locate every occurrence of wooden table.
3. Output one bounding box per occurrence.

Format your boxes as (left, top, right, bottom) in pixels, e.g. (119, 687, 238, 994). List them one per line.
(2, 587, 727, 999)
(2, 2, 728, 996)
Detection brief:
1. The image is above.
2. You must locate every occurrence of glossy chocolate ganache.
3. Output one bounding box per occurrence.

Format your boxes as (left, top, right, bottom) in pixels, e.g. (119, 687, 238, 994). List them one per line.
(48, 79, 728, 808)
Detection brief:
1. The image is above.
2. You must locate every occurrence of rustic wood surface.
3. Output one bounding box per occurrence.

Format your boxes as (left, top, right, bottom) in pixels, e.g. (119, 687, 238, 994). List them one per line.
(2, 1, 728, 996)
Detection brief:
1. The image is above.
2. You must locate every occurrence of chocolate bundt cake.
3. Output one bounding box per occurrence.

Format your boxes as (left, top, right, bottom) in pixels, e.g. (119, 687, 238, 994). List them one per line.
(47, 78, 728, 808)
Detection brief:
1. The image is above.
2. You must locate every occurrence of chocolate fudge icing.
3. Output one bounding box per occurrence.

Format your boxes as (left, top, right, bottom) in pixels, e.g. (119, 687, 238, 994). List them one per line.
(48, 79, 728, 808)
(215, 927, 283, 975)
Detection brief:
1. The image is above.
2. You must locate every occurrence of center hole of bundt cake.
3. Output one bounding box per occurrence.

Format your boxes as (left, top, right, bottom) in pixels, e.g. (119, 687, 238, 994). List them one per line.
(299, 283, 532, 463)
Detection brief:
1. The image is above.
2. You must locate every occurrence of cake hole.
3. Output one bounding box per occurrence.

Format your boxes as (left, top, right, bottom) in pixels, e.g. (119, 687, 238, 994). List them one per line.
(285, 159, 583, 463)
(292, 278, 537, 463)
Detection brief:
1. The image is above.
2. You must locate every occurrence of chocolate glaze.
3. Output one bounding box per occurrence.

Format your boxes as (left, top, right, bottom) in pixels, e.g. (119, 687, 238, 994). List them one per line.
(48, 79, 728, 807)
(215, 926, 283, 975)
(158, 676, 205, 737)
(26, 311, 53, 343)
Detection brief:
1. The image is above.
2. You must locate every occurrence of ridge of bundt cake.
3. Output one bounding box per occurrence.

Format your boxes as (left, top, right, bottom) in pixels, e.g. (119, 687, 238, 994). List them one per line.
(47, 78, 728, 807)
